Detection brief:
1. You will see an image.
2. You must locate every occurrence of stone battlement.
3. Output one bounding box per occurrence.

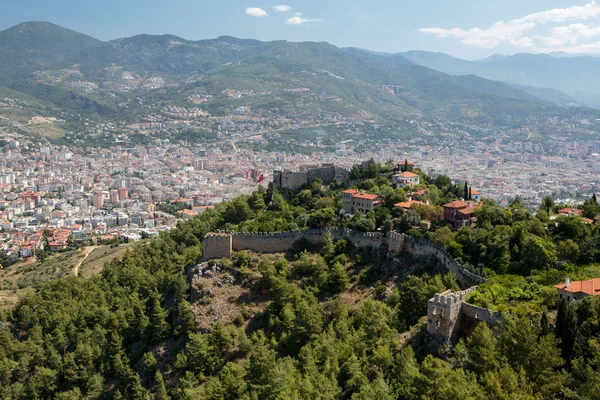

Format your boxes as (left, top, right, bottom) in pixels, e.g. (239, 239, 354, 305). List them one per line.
(203, 226, 494, 342)
(431, 286, 478, 306)
(203, 228, 383, 259)
(273, 164, 350, 191)
(427, 286, 499, 342)
(401, 235, 486, 287)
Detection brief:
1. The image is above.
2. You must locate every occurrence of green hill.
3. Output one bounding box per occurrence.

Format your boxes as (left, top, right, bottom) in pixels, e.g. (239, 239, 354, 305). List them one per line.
(2, 165, 600, 398)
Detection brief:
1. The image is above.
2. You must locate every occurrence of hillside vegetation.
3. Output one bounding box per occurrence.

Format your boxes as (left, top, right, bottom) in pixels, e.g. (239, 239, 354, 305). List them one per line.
(1, 162, 600, 398)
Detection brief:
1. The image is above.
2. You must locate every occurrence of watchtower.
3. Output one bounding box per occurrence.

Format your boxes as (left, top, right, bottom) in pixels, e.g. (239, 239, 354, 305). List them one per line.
(203, 233, 232, 259)
(427, 286, 477, 341)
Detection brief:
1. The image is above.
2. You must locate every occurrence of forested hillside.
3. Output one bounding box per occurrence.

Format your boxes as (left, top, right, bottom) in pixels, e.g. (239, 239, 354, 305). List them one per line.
(1, 161, 600, 399)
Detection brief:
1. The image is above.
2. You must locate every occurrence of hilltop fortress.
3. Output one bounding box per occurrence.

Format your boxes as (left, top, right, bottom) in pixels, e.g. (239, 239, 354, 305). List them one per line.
(273, 163, 350, 191)
(203, 229, 499, 341)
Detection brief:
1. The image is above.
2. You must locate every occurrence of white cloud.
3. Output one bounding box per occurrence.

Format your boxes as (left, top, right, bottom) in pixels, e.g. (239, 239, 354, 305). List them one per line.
(246, 7, 268, 17)
(540, 23, 600, 46)
(274, 5, 292, 13)
(419, 1, 600, 51)
(286, 16, 322, 25)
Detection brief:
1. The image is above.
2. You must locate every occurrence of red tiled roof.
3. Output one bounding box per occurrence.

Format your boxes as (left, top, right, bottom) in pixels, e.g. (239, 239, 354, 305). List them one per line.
(394, 200, 427, 209)
(343, 189, 360, 194)
(471, 189, 481, 195)
(558, 208, 584, 215)
(443, 200, 468, 209)
(398, 171, 419, 178)
(457, 206, 477, 216)
(554, 278, 600, 296)
(353, 193, 380, 200)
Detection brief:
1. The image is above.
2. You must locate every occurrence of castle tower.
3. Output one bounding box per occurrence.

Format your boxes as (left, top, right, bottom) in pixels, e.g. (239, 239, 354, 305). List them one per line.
(203, 233, 233, 259)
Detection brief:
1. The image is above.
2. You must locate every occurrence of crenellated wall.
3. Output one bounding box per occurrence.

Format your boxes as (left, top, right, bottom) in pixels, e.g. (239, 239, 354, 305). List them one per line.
(204, 229, 383, 258)
(203, 233, 233, 259)
(400, 235, 486, 287)
(203, 228, 497, 342)
(427, 287, 478, 340)
(273, 164, 350, 191)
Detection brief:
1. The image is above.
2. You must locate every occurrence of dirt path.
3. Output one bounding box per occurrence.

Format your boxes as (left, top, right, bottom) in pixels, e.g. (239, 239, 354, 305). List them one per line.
(73, 246, 98, 277)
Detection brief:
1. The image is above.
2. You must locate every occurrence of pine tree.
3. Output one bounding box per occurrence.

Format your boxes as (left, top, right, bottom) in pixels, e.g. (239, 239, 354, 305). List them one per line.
(155, 371, 169, 400)
(146, 291, 170, 344)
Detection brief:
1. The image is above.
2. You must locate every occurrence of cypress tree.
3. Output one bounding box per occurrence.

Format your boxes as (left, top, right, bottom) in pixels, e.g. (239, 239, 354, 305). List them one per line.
(464, 182, 469, 200)
(540, 310, 549, 337)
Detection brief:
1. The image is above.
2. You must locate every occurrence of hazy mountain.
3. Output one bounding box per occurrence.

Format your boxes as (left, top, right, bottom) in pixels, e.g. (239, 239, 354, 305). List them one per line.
(392, 50, 600, 108)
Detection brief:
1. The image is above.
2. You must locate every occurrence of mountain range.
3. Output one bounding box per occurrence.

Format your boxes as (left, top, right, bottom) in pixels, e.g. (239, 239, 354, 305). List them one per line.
(0, 21, 599, 143)
(385, 50, 600, 108)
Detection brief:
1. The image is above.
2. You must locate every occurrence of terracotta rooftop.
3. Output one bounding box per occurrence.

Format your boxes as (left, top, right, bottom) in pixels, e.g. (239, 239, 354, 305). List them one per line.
(558, 208, 584, 215)
(353, 193, 380, 201)
(394, 200, 426, 209)
(457, 206, 477, 216)
(554, 278, 600, 296)
(343, 189, 360, 194)
(443, 200, 469, 209)
(398, 171, 419, 178)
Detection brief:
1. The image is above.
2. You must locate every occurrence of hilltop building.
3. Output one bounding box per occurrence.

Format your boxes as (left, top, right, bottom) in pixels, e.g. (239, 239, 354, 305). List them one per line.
(393, 159, 415, 174)
(273, 163, 350, 191)
(393, 171, 420, 188)
(555, 278, 600, 302)
(443, 200, 480, 230)
(342, 189, 383, 214)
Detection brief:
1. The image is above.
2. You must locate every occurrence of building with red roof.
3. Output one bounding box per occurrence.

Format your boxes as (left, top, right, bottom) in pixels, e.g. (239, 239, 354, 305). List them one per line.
(557, 208, 584, 217)
(342, 190, 383, 214)
(443, 200, 480, 230)
(393, 171, 420, 187)
(554, 278, 600, 302)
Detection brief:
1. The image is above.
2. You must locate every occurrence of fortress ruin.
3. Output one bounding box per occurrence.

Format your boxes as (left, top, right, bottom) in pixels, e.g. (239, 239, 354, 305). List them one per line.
(203, 229, 498, 341)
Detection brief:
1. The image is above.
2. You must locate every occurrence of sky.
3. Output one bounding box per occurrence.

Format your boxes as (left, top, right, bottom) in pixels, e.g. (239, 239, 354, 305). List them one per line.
(2, 0, 600, 60)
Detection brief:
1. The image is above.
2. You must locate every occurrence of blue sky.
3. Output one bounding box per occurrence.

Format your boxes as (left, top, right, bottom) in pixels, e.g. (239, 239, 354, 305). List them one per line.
(1, 1, 599, 59)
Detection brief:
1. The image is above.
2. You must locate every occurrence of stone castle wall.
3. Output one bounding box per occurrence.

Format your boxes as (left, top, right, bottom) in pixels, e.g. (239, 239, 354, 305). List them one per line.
(427, 287, 478, 341)
(273, 164, 350, 191)
(204, 229, 383, 258)
(401, 236, 486, 287)
(203, 234, 232, 259)
(460, 302, 500, 326)
(388, 231, 405, 253)
(203, 228, 496, 342)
